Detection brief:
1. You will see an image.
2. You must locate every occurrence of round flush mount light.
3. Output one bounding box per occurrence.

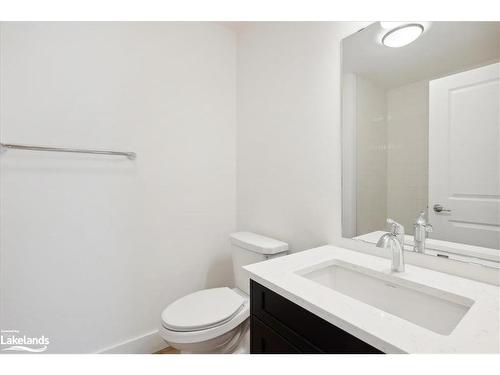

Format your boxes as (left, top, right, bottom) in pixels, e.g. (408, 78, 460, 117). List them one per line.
(382, 23, 424, 48)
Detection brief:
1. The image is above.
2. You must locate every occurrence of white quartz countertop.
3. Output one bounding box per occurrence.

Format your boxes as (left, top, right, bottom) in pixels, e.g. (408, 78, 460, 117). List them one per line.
(244, 245, 500, 353)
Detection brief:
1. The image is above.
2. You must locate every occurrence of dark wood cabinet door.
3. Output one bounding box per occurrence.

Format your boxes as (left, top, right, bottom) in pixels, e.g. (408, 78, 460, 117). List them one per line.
(250, 280, 384, 354)
(251, 316, 301, 354)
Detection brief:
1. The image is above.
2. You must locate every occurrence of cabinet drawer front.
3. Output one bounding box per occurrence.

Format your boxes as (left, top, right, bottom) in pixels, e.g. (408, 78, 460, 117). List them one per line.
(250, 280, 383, 354)
(251, 316, 301, 354)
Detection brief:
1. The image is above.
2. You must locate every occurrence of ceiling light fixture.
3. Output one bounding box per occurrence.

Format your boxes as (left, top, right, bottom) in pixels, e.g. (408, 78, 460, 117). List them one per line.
(382, 23, 424, 48)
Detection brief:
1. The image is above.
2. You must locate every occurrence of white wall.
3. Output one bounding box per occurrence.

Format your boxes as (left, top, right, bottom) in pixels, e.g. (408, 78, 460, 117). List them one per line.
(0, 22, 236, 353)
(341, 73, 357, 238)
(386, 80, 429, 230)
(355, 75, 387, 235)
(237, 22, 368, 252)
(343, 77, 429, 237)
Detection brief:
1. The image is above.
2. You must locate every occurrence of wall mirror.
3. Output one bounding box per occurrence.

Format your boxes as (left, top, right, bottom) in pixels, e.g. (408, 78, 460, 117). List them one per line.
(341, 22, 500, 268)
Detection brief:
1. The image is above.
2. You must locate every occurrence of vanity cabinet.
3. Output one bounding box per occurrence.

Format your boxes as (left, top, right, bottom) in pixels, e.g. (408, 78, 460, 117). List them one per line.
(250, 280, 383, 354)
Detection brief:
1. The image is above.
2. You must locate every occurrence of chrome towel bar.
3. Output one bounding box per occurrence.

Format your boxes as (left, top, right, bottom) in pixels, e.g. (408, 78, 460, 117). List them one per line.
(0, 142, 136, 160)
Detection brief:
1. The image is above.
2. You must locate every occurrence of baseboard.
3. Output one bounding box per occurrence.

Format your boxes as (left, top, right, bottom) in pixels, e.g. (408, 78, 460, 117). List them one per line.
(97, 330, 167, 354)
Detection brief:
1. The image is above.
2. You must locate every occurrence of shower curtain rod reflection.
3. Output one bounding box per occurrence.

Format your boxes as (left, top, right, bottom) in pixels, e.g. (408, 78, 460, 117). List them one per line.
(0, 142, 136, 160)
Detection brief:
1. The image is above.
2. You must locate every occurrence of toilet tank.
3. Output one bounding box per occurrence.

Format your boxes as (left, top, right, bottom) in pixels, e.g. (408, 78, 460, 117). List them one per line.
(230, 232, 289, 295)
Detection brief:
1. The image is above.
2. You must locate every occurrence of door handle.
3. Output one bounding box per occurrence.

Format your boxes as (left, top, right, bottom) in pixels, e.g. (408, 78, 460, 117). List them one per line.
(433, 204, 451, 213)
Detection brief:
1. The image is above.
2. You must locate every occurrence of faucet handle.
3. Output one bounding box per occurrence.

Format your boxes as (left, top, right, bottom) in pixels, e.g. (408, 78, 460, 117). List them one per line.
(386, 218, 397, 226)
(387, 219, 404, 235)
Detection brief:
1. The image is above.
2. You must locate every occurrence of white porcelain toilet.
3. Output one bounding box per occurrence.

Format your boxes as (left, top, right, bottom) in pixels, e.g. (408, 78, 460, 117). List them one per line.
(159, 232, 289, 354)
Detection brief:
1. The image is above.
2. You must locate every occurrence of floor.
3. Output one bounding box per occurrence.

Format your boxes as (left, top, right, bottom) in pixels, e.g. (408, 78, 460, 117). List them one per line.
(154, 346, 179, 354)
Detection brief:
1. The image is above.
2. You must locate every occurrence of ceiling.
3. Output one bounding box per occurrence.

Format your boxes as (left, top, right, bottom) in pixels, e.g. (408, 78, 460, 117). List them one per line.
(342, 22, 500, 88)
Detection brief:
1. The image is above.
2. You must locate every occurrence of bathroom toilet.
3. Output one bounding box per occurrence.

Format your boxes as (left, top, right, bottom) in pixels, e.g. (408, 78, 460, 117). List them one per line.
(159, 232, 289, 353)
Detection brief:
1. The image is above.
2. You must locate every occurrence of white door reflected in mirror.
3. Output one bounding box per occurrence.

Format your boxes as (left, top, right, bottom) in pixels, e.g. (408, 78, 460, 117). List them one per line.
(429, 63, 500, 250)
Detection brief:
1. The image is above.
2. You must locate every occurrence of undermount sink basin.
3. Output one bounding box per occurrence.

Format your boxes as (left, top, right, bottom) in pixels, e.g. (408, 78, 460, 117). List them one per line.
(297, 260, 474, 335)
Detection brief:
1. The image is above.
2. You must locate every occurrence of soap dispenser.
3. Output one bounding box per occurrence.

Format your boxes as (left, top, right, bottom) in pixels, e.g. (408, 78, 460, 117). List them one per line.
(413, 210, 433, 253)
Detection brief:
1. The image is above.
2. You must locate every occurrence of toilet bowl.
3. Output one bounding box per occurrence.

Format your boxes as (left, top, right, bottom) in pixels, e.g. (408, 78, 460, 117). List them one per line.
(159, 232, 288, 354)
(159, 287, 250, 353)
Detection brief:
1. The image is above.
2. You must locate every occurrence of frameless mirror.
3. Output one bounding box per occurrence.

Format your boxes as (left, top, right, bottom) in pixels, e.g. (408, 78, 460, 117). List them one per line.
(341, 22, 500, 268)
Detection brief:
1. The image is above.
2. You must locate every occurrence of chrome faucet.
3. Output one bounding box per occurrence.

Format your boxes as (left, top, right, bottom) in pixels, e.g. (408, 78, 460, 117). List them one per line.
(376, 219, 405, 272)
(413, 210, 433, 254)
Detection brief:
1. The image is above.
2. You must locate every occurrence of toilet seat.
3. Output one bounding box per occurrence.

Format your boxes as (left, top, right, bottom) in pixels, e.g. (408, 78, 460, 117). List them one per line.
(162, 287, 245, 332)
(160, 288, 249, 345)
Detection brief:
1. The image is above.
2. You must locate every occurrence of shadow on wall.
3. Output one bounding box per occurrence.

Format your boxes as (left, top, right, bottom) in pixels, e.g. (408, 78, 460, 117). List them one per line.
(204, 254, 234, 288)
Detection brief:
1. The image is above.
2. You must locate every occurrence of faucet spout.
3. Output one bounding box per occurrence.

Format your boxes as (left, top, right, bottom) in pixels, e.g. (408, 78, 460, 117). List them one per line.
(376, 219, 405, 272)
(389, 239, 405, 272)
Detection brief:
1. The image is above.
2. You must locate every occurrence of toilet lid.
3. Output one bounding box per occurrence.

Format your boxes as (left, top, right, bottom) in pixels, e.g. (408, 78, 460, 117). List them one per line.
(161, 287, 245, 332)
